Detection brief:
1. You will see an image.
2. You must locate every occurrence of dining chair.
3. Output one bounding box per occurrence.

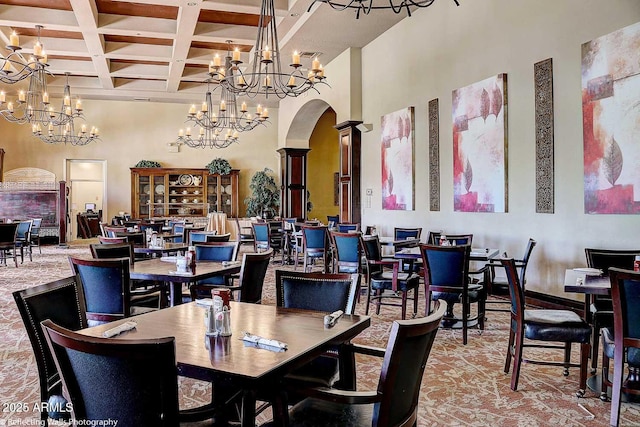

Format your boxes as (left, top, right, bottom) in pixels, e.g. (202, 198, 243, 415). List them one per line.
(187, 242, 240, 300)
(362, 235, 420, 320)
(13, 276, 87, 425)
(485, 238, 537, 312)
(68, 256, 156, 326)
(331, 231, 363, 274)
(501, 258, 591, 395)
(97, 235, 128, 244)
(206, 232, 231, 242)
(103, 225, 127, 237)
(295, 225, 330, 273)
(394, 226, 422, 241)
(326, 215, 339, 226)
(275, 270, 361, 395)
(41, 320, 180, 426)
(234, 218, 254, 247)
(15, 220, 33, 263)
(115, 231, 146, 247)
(600, 268, 640, 426)
(0, 222, 19, 267)
(189, 230, 216, 245)
(139, 222, 164, 234)
(252, 222, 271, 253)
(336, 223, 360, 233)
(29, 218, 43, 254)
(268, 219, 286, 263)
(585, 248, 640, 374)
(218, 249, 273, 303)
(420, 243, 486, 344)
(269, 302, 446, 427)
(171, 222, 188, 243)
(428, 231, 473, 246)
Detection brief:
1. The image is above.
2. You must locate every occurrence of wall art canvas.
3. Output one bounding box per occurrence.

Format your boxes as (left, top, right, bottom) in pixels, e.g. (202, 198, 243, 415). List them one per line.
(582, 21, 640, 214)
(452, 74, 508, 212)
(381, 107, 414, 210)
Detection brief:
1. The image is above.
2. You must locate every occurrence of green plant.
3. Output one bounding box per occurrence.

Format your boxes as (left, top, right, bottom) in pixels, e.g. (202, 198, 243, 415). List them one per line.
(306, 190, 313, 213)
(244, 168, 280, 218)
(134, 160, 161, 168)
(206, 158, 232, 175)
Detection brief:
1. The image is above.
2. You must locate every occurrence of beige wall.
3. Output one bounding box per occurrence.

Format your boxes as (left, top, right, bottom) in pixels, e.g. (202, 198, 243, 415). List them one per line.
(357, 0, 640, 298)
(0, 99, 279, 221)
(307, 108, 339, 221)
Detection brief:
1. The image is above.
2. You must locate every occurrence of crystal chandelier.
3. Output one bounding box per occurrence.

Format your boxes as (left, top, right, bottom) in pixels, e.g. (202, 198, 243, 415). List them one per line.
(309, 0, 459, 18)
(31, 74, 100, 146)
(214, 0, 328, 99)
(0, 25, 44, 84)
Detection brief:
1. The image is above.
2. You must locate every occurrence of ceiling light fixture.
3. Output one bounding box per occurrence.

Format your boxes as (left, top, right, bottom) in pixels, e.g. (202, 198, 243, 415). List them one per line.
(0, 25, 46, 84)
(176, 43, 269, 149)
(309, 0, 459, 18)
(214, 0, 328, 99)
(31, 73, 100, 146)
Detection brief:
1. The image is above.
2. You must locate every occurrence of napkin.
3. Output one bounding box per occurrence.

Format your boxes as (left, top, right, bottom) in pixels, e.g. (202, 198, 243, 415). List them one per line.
(103, 321, 137, 338)
(242, 332, 288, 351)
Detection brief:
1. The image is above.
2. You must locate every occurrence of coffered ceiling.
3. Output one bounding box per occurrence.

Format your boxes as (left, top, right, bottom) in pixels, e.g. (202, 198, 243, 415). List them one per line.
(0, 0, 408, 107)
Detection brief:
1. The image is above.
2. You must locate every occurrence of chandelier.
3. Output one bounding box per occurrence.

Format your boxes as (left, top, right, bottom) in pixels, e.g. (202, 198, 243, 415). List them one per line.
(0, 25, 44, 84)
(309, 0, 459, 18)
(176, 126, 239, 149)
(214, 0, 328, 99)
(31, 74, 100, 146)
(0, 64, 77, 126)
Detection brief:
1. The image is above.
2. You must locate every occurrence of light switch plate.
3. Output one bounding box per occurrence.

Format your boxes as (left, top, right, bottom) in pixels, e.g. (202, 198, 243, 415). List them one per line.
(365, 188, 373, 196)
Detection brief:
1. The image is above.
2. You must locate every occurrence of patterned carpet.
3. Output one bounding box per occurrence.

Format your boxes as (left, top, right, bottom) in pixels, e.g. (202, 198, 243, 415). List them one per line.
(1, 241, 640, 426)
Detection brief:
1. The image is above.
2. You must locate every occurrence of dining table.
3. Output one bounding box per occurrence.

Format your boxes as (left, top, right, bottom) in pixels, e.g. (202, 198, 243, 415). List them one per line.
(133, 242, 188, 257)
(79, 301, 371, 427)
(129, 258, 241, 306)
(394, 246, 500, 262)
(562, 269, 640, 401)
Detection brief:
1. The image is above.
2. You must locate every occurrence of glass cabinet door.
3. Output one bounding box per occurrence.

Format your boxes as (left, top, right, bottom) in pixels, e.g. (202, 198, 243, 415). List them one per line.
(220, 175, 232, 216)
(138, 175, 151, 218)
(152, 175, 166, 217)
(207, 175, 219, 213)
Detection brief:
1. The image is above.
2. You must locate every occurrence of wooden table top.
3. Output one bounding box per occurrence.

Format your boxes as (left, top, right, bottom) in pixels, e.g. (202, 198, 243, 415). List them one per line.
(394, 246, 500, 261)
(129, 258, 240, 283)
(80, 301, 371, 381)
(563, 269, 610, 295)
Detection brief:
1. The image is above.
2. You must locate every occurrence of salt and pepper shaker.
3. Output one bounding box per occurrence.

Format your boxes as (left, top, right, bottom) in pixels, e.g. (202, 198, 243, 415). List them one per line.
(205, 304, 216, 335)
(186, 245, 196, 274)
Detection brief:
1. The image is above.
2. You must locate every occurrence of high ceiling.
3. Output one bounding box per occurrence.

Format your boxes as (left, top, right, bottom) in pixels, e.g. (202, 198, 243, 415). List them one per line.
(0, 0, 409, 107)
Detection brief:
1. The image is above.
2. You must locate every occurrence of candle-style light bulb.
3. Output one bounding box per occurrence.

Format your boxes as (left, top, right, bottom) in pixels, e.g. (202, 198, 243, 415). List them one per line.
(10, 31, 19, 47)
(262, 46, 271, 61)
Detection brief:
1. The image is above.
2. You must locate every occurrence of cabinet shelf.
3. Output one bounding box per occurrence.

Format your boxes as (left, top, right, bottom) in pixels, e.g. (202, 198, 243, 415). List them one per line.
(131, 167, 239, 219)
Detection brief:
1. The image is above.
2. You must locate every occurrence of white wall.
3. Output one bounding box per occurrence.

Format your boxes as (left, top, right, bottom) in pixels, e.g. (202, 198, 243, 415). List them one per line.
(358, 0, 640, 298)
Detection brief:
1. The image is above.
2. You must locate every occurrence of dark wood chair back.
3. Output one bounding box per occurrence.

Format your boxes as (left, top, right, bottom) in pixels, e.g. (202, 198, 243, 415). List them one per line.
(394, 227, 422, 241)
(427, 231, 473, 246)
(68, 256, 132, 324)
(12, 277, 87, 424)
(206, 232, 231, 242)
(41, 320, 179, 426)
(0, 222, 19, 266)
(586, 248, 640, 274)
(331, 231, 363, 274)
(236, 249, 273, 303)
(90, 242, 135, 265)
(103, 225, 127, 237)
(194, 241, 239, 262)
(275, 270, 360, 315)
(97, 235, 127, 244)
(139, 222, 164, 233)
(252, 222, 271, 252)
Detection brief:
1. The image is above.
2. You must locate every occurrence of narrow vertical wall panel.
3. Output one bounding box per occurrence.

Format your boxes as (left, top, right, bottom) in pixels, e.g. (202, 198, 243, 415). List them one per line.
(428, 98, 440, 211)
(534, 58, 554, 213)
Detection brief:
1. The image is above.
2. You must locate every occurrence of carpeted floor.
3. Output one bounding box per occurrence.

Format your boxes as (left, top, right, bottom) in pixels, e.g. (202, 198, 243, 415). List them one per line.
(2, 241, 640, 426)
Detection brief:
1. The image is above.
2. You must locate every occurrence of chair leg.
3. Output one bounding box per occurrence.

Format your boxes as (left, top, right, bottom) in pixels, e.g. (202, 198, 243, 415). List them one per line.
(610, 356, 625, 427)
(591, 324, 601, 374)
(577, 342, 590, 397)
(601, 343, 610, 401)
(400, 291, 407, 320)
(511, 328, 524, 391)
(462, 299, 469, 345)
(412, 287, 418, 318)
(375, 290, 382, 315)
(365, 285, 372, 315)
(504, 327, 515, 374)
(563, 342, 571, 376)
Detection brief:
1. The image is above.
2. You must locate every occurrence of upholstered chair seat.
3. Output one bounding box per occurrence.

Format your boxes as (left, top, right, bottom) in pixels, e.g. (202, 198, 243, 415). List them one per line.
(524, 309, 592, 343)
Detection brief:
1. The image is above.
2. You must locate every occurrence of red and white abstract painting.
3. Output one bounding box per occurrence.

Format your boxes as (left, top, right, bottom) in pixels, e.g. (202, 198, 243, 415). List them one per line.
(582, 21, 640, 214)
(452, 74, 508, 212)
(381, 107, 414, 211)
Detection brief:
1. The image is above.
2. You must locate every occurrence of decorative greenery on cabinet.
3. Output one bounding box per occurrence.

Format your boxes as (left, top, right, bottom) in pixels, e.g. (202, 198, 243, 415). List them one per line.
(206, 158, 232, 176)
(134, 160, 161, 168)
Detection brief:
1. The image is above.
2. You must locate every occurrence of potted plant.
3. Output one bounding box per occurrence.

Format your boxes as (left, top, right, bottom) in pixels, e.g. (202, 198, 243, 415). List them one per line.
(245, 168, 280, 218)
(206, 158, 232, 175)
(134, 160, 161, 168)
